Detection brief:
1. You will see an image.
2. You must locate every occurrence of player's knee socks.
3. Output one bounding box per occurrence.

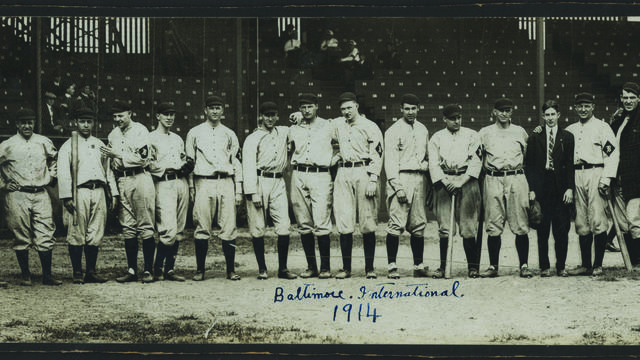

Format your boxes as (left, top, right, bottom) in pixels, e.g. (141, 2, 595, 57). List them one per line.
(164, 242, 179, 272)
(607, 228, 616, 243)
(410, 236, 424, 266)
(252, 237, 267, 271)
(439, 237, 448, 270)
(194, 239, 208, 272)
(487, 235, 501, 267)
(362, 232, 376, 272)
(386, 233, 399, 264)
(37, 250, 53, 279)
(15, 250, 30, 276)
(339, 233, 353, 271)
(85, 245, 99, 273)
(462, 237, 476, 270)
(300, 233, 317, 270)
(578, 234, 593, 268)
(277, 235, 290, 270)
(68, 245, 83, 274)
(222, 240, 237, 273)
(154, 242, 168, 272)
(317, 234, 331, 272)
(627, 235, 639, 265)
(142, 237, 156, 273)
(592, 232, 607, 268)
(515, 234, 529, 266)
(124, 238, 139, 271)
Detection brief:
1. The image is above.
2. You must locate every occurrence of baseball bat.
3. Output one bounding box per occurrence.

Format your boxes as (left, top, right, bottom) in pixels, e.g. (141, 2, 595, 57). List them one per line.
(606, 199, 633, 271)
(71, 131, 79, 226)
(445, 193, 456, 279)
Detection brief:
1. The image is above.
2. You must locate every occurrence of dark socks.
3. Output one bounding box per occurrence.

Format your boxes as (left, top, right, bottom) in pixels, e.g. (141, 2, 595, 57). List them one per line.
(15, 249, 30, 276)
(300, 233, 317, 270)
(38, 250, 53, 280)
(85, 245, 99, 273)
(222, 240, 237, 273)
(252, 237, 267, 270)
(487, 235, 501, 267)
(362, 232, 376, 272)
(386, 233, 399, 264)
(277, 235, 290, 270)
(165, 242, 179, 272)
(439, 237, 448, 270)
(124, 238, 139, 272)
(317, 234, 331, 272)
(592, 232, 607, 268)
(194, 239, 208, 272)
(68, 245, 84, 274)
(339, 233, 353, 271)
(142, 237, 156, 273)
(462, 237, 477, 270)
(154, 242, 168, 273)
(579, 234, 593, 269)
(515, 234, 529, 266)
(410, 235, 424, 265)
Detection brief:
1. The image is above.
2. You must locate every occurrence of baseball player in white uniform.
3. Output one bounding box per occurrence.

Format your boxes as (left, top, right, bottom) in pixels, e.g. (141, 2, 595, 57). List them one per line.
(148, 102, 191, 282)
(58, 108, 119, 284)
(288, 93, 336, 279)
(186, 95, 243, 281)
(102, 101, 156, 284)
(331, 92, 384, 279)
(566, 93, 619, 276)
(429, 104, 483, 278)
(242, 101, 297, 280)
(479, 98, 532, 278)
(0, 108, 61, 286)
(384, 94, 430, 279)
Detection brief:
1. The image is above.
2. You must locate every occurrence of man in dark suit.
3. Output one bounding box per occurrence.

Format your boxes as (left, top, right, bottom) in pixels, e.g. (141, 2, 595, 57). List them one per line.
(525, 100, 575, 277)
(42, 91, 64, 136)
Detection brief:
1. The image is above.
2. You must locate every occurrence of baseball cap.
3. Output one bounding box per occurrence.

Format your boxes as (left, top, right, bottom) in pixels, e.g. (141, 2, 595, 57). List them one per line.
(260, 101, 278, 115)
(443, 104, 462, 118)
(205, 95, 224, 107)
(75, 107, 95, 120)
(494, 98, 513, 110)
(44, 92, 56, 100)
(298, 93, 317, 105)
(157, 101, 176, 114)
(110, 100, 132, 114)
(16, 108, 36, 121)
(401, 93, 419, 106)
(338, 92, 357, 105)
(574, 92, 595, 104)
(622, 82, 640, 96)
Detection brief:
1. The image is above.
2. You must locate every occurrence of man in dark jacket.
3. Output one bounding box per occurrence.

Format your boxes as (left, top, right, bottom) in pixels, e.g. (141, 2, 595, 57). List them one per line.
(610, 81, 640, 269)
(525, 100, 575, 277)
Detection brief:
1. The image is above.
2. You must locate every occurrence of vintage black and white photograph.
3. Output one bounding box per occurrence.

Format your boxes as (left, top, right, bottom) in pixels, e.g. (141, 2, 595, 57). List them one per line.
(0, 13, 639, 351)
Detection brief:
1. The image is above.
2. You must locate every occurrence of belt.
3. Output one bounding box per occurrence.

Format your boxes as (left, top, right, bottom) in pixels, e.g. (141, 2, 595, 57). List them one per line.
(340, 160, 370, 168)
(442, 167, 468, 175)
(293, 164, 329, 173)
(115, 167, 145, 178)
(257, 169, 283, 178)
(486, 169, 524, 177)
(78, 181, 105, 190)
(19, 186, 45, 193)
(196, 173, 231, 180)
(399, 169, 424, 174)
(157, 172, 182, 182)
(574, 163, 604, 170)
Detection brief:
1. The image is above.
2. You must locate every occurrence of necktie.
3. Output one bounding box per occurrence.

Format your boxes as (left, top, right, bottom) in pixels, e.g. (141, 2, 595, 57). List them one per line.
(548, 128, 554, 170)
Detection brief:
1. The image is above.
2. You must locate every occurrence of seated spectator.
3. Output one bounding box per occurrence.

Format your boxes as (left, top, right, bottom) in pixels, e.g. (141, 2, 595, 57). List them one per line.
(44, 71, 65, 98)
(75, 83, 97, 113)
(378, 42, 401, 69)
(42, 91, 64, 135)
(283, 24, 302, 68)
(59, 81, 76, 121)
(320, 29, 340, 64)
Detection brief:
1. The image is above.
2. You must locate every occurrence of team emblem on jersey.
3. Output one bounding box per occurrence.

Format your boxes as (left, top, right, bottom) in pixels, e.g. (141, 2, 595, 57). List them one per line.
(138, 144, 149, 159)
(603, 141, 615, 156)
(476, 145, 483, 159)
(375, 142, 383, 157)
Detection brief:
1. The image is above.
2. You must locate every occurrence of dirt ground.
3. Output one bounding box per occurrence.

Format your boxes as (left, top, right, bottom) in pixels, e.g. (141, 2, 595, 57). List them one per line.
(0, 221, 639, 345)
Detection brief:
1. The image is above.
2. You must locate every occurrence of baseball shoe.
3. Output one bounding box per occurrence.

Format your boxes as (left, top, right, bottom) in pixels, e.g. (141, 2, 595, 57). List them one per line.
(257, 269, 268, 280)
(84, 271, 108, 284)
(277, 269, 297, 280)
(116, 269, 138, 283)
(318, 270, 332, 279)
(299, 268, 319, 279)
(480, 266, 499, 278)
(540, 268, 552, 278)
(520, 264, 533, 278)
(19, 274, 32, 287)
(468, 269, 479, 278)
(605, 241, 621, 252)
(42, 276, 62, 286)
(164, 270, 185, 282)
(567, 266, 592, 276)
(387, 263, 400, 279)
(557, 269, 569, 277)
(591, 267, 603, 277)
(192, 271, 205, 281)
(0, 281, 7, 288)
(432, 268, 445, 279)
(141, 271, 154, 283)
(153, 269, 164, 281)
(366, 271, 377, 279)
(335, 269, 351, 279)
(226, 272, 241, 281)
(413, 266, 429, 278)
(72, 271, 84, 284)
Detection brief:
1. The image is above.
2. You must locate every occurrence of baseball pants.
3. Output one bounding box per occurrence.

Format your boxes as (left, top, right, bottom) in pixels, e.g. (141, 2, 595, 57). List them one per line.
(433, 177, 481, 239)
(334, 166, 378, 234)
(246, 176, 290, 238)
(155, 177, 189, 246)
(64, 187, 107, 246)
(4, 190, 56, 251)
(385, 172, 427, 236)
(117, 172, 156, 239)
(483, 173, 530, 236)
(290, 170, 332, 236)
(193, 177, 237, 241)
(574, 167, 609, 236)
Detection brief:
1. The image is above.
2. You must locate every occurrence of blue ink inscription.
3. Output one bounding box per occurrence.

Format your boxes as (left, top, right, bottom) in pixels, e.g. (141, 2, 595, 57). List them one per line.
(358, 280, 463, 300)
(274, 283, 345, 303)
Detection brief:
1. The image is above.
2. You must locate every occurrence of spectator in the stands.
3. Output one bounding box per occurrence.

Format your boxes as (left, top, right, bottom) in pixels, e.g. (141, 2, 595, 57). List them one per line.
(340, 40, 368, 90)
(283, 24, 302, 68)
(378, 42, 401, 69)
(75, 83, 97, 113)
(59, 81, 76, 122)
(320, 29, 340, 64)
(44, 71, 65, 98)
(42, 91, 64, 135)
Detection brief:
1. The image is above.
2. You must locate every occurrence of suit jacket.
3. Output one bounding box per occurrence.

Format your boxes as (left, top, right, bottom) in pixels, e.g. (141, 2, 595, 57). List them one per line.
(525, 125, 575, 199)
(611, 108, 640, 200)
(41, 103, 64, 135)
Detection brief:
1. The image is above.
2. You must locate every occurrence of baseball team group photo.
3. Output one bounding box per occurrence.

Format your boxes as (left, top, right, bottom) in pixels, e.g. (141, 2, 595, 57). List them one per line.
(0, 16, 639, 346)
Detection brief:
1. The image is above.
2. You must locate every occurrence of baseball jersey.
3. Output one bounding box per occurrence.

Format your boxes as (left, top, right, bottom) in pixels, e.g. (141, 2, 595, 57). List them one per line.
(429, 126, 482, 183)
(479, 123, 528, 171)
(185, 121, 243, 193)
(242, 126, 289, 195)
(565, 116, 619, 182)
(331, 115, 384, 180)
(384, 118, 429, 192)
(0, 133, 57, 187)
(107, 121, 153, 171)
(148, 129, 186, 177)
(57, 135, 119, 199)
(288, 117, 334, 167)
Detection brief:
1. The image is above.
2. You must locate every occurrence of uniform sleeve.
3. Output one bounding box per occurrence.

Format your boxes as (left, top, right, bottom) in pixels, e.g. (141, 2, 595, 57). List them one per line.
(520, 127, 529, 160)
(419, 127, 429, 171)
(231, 132, 243, 195)
(44, 137, 58, 180)
(242, 133, 260, 195)
(121, 125, 153, 168)
(146, 133, 164, 177)
(365, 121, 384, 181)
(465, 130, 482, 179)
(428, 133, 446, 183)
(105, 158, 119, 197)
(57, 141, 72, 199)
(384, 126, 402, 192)
(185, 130, 196, 188)
(600, 123, 620, 183)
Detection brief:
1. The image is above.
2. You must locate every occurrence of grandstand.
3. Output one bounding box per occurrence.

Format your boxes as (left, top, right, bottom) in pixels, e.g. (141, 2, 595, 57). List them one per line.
(0, 16, 635, 230)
